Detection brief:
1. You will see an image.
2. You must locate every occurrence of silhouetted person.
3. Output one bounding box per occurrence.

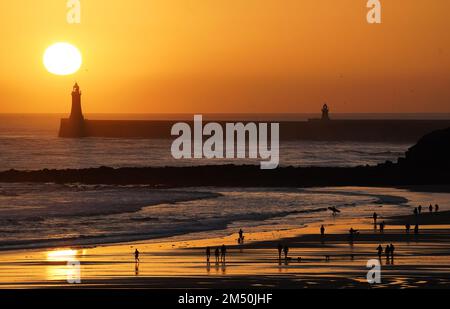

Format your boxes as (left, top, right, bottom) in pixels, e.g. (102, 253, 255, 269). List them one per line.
(389, 244, 395, 261)
(429, 204, 433, 213)
(215, 247, 220, 263)
(377, 245, 383, 259)
(418, 205, 422, 214)
(379, 221, 385, 233)
(373, 212, 378, 224)
(134, 249, 140, 262)
(414, 224, 419, 235)
(435, 204, 439, 212)
(405, 223, 411, 234)
(206, 247, 211, 263)
(349, 227, 359, 236)
(238, 229, 244, 244)
(414, 207, 418, 216)
(320, 225, 325, 237)
(277, 243, 283, 260)
(221, 244, 227, 262)
(349, 228, 358, 242)
(283, 245, 289, 260)
(385, 245, 391, 260)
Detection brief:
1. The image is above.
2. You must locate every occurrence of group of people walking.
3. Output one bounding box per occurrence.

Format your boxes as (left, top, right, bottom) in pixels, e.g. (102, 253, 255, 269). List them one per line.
(371, 203, 441, 262)
(205, 229, 247, 263)
(373, 203, 435, 236)
(372, 212, 387, 232)
(409, 203, 439, 234)
(414, 204, 439, 215)
(204, 229, 293, 264)
(136, 202, 442, 270)
(206, 245, 227, 263)
(377, 243, 395, 261)
(277, 243, 290, 260)
(405, 222, 420, 234)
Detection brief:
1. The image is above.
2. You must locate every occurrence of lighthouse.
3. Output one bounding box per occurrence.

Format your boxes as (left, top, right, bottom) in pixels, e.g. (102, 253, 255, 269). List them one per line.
(59, 83, 86, 137)
(321, 103, 330, 121)
(70, 83, 84, 121)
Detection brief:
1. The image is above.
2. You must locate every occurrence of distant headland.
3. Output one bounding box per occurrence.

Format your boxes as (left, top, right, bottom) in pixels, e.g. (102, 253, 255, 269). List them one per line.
(59, 84, 450, 142)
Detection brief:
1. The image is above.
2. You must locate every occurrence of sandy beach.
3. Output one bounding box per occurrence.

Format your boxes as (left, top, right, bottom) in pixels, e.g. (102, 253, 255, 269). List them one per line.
(2, 0, 450, 295)
(0, 206, 449, 289)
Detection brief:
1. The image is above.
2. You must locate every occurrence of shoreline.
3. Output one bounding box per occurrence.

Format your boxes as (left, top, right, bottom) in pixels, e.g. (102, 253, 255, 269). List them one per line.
(0, 184, 447, 253)
(0, 201, 449, 288)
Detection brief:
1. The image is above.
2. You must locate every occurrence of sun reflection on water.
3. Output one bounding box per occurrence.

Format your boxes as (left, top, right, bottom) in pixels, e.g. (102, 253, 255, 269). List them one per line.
(46, 249, 79, 262)
(46, 249, 82, 282)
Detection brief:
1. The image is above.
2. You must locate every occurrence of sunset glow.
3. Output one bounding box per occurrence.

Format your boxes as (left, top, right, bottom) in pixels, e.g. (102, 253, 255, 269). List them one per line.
(1, 0, 450, 295)
(0, 1, 449, 113)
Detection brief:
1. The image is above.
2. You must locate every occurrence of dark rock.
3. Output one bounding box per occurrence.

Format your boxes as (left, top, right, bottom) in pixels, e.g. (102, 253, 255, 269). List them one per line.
(400, 127, 450, 169)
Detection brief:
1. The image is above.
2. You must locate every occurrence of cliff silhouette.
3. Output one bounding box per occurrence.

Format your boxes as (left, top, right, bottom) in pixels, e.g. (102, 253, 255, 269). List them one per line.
(397, 127, 450, 169)
(1, 127, 450, 188)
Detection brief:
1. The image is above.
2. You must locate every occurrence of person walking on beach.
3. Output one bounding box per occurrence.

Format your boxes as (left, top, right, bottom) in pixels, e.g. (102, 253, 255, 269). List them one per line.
(320, 225, 325, 237)
(405, 223, 411, 234)
(283, 245, 289, 260)
(277, 243, 283, 260)
(349, 228, 358, 243)
(435, 204, 439, 212)
(379, 221, 385, 233)
(429, 204, 433, 213)
(238, 229, 244, 244)
(373, 212, 378, 225)
(349, 227, 359, 236)
(418, 205, 422, 214)
(414, 207, 418, 216)
(134, 248, 140, 263)
(414, 224, 419, 235)
(206, 247, 211, 263)
(215, 247, 220, 263)
(221, 244, 227, 262)
(385, 245, 391, 260)
(377, 245, 383, 259)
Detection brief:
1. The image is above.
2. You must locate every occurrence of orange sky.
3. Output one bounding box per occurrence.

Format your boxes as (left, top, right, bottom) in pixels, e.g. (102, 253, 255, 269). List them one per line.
(0, 0, 449, 114)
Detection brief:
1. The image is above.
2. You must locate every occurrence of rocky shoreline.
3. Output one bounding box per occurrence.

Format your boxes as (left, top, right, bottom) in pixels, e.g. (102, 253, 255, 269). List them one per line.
(1, 127, 449, 188)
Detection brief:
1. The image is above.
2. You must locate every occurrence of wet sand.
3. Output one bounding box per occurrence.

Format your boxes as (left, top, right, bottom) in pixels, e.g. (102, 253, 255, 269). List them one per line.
(0, 210, 449, 289)
(389, 210, 450, 225)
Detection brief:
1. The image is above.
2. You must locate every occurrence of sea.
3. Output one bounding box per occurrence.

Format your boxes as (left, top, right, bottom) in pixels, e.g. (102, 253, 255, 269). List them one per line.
(0, 113, 448, 250)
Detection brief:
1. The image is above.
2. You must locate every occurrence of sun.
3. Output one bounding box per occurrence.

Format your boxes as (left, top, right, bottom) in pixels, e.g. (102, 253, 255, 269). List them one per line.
(43, 42, 82, 76)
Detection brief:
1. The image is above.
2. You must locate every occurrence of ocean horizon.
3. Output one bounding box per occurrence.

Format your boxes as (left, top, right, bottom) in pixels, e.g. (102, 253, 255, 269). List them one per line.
(0, 113, 412, 171)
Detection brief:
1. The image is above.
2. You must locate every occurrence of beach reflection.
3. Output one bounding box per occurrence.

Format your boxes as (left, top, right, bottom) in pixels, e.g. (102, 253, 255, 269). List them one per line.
(46, 249, 82, 282)
(46, 249, 78, 262)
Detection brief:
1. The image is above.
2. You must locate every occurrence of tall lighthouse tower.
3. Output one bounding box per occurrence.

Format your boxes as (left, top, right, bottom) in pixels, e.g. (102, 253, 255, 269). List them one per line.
(59, 83, 85, 137)
(70, 83, 84, 121)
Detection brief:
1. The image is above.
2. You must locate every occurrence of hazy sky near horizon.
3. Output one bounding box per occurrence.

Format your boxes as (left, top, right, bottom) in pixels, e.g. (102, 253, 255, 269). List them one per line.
(0, 0, 449, 114)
